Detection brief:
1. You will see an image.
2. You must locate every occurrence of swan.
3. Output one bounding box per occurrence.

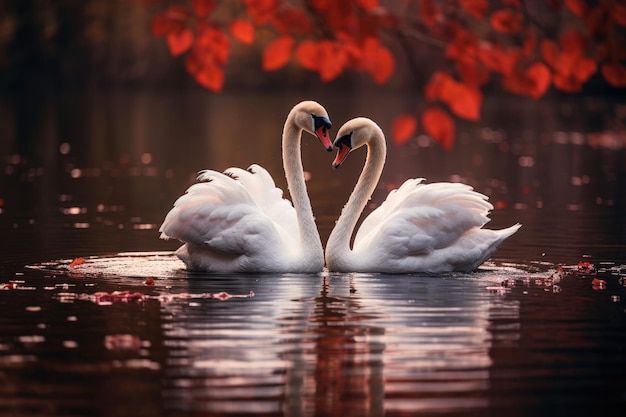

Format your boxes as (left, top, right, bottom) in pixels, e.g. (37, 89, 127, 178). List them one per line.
(325, 117, 521, 273)
(159, 101, 333, 273)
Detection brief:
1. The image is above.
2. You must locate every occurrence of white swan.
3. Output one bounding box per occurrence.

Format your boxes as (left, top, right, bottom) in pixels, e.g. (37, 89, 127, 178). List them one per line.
(159, 101, 333, 273)
(325, 117, 521, 273)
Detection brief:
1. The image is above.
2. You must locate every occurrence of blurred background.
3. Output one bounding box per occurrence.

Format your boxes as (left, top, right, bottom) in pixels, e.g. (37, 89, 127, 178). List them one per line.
(0, 0, 625, 267)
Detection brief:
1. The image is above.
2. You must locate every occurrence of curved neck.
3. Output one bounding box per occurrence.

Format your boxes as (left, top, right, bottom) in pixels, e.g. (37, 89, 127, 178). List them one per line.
(283, 111, 322, 254)
(326, 132, 386, 264)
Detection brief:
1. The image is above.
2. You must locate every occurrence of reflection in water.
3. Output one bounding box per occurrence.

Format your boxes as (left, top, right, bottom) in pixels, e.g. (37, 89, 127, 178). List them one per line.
(157, 270, 532, 415)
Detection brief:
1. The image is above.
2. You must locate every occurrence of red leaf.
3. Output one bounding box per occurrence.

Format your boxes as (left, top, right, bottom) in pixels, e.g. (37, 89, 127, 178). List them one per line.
(490, 9, 523, 34)
(552, 72, 583, 92)
(262, 36, 294, 71)
(572, 57, 597, 83)
(316, 40, 347, 81)
(144, 277, 155, 286)
(185, 26, 229, 92)
(565, 0, 587, 17)
(192, 61, 225, 92)
(422, 107, 455, 150)
(69, 257, 85, 268)
(502, 62, 551, 99)
(230, 19, 255, 44)
(295, 40, 319, 70)
(245, 0, 279, 24)
(194, 24, 230, 66)
(426, 72, 482, 121)
(445, 25, 478, 60)
(459, 0, 488, 19)
(612, 3, 626, 27)
(478, 44, 521, 75)
(191, 0, 216, 18)
(360, 37, 395, 84)
(456, 57, 490, 87)
(448, 84, 482, 121)
(602, 62, 626, 87)
(391, 115, 418, 145)
(522, 62, 551, 99)
(166, 28, 194, 56)
(151, 5, 188, 37)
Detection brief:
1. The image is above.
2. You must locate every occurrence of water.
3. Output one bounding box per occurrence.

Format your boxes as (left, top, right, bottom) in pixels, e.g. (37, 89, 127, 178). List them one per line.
(1, 92, 626, 416)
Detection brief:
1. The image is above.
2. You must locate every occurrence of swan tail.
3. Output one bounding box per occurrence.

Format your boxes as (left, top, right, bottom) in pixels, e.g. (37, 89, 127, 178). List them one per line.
(465, 223, 521, 271)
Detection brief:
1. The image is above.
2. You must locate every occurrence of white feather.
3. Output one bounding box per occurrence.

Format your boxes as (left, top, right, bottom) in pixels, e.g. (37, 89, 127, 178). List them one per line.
(326, 118, 520, 273)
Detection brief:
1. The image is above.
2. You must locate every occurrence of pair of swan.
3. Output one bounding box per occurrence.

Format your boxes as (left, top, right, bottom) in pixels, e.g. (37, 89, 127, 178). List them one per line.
(159, 101, 520, 274)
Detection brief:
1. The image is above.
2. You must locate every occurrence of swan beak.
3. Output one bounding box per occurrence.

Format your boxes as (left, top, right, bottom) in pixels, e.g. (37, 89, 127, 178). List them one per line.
(332, 143, 351, 169)
(313, 115, 333, 151)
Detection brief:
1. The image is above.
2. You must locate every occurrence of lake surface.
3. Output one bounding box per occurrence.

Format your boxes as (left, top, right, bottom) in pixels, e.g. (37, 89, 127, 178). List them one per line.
(1, 92, 625, 416)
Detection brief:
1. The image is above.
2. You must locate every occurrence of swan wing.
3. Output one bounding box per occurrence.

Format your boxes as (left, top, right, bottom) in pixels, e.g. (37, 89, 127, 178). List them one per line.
(353, 179, 513, 271)
(159, 167, 298, 263)
(223, 164, 298, 227)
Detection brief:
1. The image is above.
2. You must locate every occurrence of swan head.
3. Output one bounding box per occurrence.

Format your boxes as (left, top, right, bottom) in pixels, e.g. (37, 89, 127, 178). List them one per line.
(332, 117, 382, 169)
(292, 101, 333, 151)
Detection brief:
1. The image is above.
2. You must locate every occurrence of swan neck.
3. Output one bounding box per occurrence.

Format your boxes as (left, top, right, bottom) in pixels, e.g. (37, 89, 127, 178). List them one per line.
(283, 112, 322, 255)
(326, 133, 386, 266)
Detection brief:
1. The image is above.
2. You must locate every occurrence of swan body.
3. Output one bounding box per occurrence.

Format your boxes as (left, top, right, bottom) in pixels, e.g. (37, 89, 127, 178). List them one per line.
(159, 101, 333, 273)
(325, 117, 520, 273)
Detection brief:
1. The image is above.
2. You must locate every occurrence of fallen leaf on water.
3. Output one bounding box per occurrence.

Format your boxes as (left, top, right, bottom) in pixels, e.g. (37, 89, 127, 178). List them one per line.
(591, 277, 606, 290)
(69, 258, 85, 268)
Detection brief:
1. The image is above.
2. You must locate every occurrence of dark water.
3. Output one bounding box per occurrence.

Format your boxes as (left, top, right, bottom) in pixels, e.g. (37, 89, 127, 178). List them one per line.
(1, 92, 626, 416)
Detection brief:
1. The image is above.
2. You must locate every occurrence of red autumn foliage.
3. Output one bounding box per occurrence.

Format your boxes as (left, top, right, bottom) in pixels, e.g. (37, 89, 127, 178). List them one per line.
(300, 40, 348, 81)
(502, 62, 551, 99)
(262, 36, 294, 71)
(541, 30, 597, 92)
(477, 44, 522, 76)
(167, 28, 194, 56)
(391, 115, 418, 145)
(151, 5, 189, 37)
(142, 0, 625, 150)
(184, 23, 229, 92)
(230, 19, 254, 45)
(490, 9, 523, 34)
(602, 62, 626, 87)
(422, 107, 455, 150)
(359, 37, 395, 84)
(426, 72, 482, 121)
(456, 57, 490, 87)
